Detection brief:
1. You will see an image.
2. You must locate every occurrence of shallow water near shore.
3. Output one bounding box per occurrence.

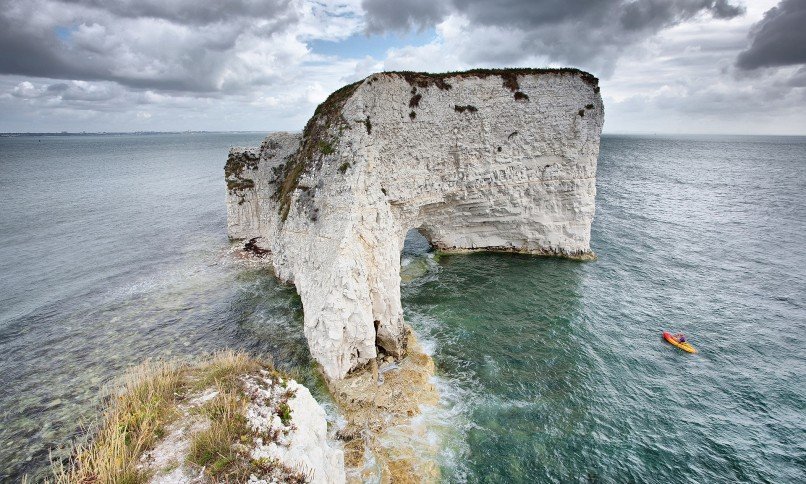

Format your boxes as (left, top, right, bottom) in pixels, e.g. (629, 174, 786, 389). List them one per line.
(1, 133, 805, 482)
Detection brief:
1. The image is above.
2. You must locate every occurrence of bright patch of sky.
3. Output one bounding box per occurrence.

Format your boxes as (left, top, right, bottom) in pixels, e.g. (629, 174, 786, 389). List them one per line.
(309, 29, 436, 59)
(54, 26, 74, 41)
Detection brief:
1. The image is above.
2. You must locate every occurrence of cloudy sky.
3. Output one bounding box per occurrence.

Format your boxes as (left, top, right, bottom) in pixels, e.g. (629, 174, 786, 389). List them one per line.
(0, 0, 803, 134)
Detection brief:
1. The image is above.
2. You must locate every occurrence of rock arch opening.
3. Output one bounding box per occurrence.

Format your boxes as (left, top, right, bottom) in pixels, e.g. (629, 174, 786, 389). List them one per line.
(402, 228, 433, 257)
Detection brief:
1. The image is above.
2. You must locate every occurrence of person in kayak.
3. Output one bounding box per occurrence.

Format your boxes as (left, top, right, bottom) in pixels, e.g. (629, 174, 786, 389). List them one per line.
(674, 333, 687, 343)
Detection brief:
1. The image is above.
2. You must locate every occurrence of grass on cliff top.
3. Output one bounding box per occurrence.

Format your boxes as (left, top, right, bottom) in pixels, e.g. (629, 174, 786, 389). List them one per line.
(187, 386, 251, 479)
(49, 351, 274, 484)
(275, 80, 362, 221)
(186, 385, 307, 483)
(383, 67, 600, 89)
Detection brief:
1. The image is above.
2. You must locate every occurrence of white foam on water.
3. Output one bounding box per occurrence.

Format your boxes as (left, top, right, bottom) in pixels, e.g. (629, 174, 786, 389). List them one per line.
(401, 311, 478, 482)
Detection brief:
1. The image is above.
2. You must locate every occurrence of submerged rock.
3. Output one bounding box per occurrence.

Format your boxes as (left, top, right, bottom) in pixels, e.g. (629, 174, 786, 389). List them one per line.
(328, 329, 440, 482)
(226, 68, 604, 379)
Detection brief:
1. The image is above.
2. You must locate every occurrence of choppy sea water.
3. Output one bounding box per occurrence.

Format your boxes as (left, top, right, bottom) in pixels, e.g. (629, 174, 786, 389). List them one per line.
(1, 133, 804, 482)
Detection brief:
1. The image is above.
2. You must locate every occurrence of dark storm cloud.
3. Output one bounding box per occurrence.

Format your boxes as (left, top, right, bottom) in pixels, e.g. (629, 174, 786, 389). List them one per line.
(736, 0, 806, 70)
(0, 0, 298, 92)
(363, 0, 448, 33)
(62, 0, 293, 25)
(788, 67, 806, 87)
(362, 0, 744, 66)
(619, 0, 743, 30)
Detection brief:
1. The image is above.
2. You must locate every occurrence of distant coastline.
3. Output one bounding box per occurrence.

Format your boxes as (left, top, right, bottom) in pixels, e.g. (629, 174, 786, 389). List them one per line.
(3, 131, 804, 138)
(0, 131, 268, 137)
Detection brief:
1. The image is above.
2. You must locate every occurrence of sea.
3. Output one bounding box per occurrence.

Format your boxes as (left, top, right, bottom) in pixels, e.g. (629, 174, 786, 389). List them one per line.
(0, 133, 804, 482)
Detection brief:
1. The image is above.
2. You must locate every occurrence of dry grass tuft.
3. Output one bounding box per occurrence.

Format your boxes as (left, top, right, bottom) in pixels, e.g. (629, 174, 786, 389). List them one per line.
(49, 351, 275, 484)
(50, 360, 184, 483)
(188, 387, 251, 479)
(193, 350, 263, 392)
(187, 371, 307, 482)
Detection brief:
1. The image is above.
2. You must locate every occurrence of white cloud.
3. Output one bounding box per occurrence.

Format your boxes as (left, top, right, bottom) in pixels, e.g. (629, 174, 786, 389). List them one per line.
(11, 81, 46, 98)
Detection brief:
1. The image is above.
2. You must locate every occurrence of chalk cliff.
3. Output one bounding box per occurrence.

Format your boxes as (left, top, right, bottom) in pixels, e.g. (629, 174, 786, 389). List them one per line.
(226, 69, 604, 379)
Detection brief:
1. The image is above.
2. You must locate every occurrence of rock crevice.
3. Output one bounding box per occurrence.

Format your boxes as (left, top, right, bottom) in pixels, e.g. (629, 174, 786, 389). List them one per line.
(226, 68, 604, 379)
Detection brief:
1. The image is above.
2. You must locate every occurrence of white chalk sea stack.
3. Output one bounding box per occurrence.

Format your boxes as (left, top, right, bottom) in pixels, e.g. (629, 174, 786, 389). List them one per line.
(226, 69, 604, 380)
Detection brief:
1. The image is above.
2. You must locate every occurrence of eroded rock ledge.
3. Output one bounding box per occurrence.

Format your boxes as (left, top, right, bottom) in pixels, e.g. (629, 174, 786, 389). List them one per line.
(226, 68, 604, 380)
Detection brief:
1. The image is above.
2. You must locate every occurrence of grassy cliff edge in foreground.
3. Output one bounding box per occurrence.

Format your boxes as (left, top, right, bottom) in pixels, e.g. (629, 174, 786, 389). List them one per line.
(49, 352, 340, 483)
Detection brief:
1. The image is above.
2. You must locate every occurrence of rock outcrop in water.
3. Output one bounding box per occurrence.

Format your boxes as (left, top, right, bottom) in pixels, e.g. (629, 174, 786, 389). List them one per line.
(226, 69, 604, 379)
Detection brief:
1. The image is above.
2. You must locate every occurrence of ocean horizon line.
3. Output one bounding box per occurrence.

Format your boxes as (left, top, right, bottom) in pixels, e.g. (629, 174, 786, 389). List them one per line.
(2, 130, 805, 138)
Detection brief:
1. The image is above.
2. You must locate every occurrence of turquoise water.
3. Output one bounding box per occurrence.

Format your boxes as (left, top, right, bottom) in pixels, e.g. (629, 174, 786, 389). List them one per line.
(1, 134, 804, 482)
(403, 135, 806, 482)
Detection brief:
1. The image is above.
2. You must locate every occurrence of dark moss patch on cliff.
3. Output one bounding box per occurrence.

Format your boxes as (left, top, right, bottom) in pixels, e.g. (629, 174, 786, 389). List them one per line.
(225, 150, 259, 180)
(397, 72, 453, 90)
(319, 141, 335, 155)
(274, 80, 361, 222)
(409, 94, 422, 108)
(513, 91, 529, 101)
(225, 150, 259, 199)
(409, 111, 416, 120)
(454, 104, 478, 113)
(227, 178, 255, 193)
(501, 72, 519, 92)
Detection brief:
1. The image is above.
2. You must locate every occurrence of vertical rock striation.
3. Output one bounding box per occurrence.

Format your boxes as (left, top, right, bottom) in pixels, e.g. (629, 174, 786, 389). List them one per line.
(226, 69, 604, 379)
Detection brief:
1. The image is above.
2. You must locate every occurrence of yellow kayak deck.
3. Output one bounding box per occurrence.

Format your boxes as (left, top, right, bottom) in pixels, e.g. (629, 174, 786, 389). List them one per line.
(663, 332, 697, 354)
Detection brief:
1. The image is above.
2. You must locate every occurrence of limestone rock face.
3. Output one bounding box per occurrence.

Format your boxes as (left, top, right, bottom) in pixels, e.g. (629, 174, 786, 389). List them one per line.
(226, 69, 604, 379)
(246, 377, 346, 484)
